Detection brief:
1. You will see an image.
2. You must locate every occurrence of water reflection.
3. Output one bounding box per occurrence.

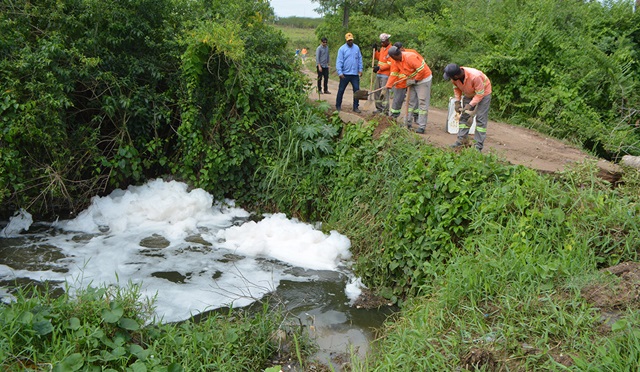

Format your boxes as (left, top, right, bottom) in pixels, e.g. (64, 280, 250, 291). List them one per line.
(0, 179, 396, 367)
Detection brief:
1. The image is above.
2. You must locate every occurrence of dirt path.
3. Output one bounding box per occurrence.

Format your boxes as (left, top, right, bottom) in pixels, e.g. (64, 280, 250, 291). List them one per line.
(306, 70, 620, 175)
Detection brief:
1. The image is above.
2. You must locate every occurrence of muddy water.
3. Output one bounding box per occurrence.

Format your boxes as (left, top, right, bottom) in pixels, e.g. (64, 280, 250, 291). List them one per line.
(0, 221, 395, 370)
(273, 277, 395, 368)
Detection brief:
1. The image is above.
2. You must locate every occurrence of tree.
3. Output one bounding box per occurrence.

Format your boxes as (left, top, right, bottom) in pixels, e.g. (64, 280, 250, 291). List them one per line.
(312, 0, 415, 27)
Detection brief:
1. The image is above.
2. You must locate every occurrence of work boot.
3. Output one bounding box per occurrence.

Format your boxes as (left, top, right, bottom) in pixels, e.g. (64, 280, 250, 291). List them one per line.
(353, 107, 362, 114)
(449, 141, 463, 148)
(324, 91, 331, 94)
(415, 128, 425, 134)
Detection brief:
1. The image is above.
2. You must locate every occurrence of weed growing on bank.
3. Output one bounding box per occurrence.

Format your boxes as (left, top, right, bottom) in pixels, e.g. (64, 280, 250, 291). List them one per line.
(259, 115, 640, 370)
(0, 283, 308, 371)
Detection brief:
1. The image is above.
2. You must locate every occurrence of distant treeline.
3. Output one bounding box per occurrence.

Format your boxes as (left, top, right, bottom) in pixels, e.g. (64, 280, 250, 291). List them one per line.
(274, 16, 322, 28)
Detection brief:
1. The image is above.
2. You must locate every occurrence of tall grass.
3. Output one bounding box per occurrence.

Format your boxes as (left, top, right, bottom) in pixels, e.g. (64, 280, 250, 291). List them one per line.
(258, 109, 640, 370)
(0, 283, 306, 371)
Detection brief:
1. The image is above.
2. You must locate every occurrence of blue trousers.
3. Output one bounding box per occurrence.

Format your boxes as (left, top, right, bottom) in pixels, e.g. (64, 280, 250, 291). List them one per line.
(336, 74, 360, 111)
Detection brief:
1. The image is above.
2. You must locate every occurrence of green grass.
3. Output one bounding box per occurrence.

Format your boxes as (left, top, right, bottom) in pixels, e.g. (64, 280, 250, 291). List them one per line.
(258, 111, 640, 371)
(273, 24, 317, 59)
(0, 283, 310, 371)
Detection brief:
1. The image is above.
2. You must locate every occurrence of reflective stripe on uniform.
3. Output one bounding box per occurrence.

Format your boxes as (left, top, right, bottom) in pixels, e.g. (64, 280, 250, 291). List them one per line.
(475, 77, 490, 95)
(408, 61, 426, 78)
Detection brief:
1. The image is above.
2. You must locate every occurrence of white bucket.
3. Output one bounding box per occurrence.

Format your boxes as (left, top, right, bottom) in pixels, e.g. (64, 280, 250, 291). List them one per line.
(446, 97, 476, 134)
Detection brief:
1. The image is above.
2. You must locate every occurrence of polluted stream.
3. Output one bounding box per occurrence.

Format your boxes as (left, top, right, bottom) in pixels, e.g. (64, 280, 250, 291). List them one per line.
(0, 179, 394, 369)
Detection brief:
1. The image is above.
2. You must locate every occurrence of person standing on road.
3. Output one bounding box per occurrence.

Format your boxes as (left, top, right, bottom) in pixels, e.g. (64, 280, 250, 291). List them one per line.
(385, 46, 432, 134)
(371, 33, 392, 114)
(443, 63, 492, 151)
(335, 32, 363, 113)
(388, 42, 419, 121)
(316, 37, 330, 94)
(301, 47, 308, 65)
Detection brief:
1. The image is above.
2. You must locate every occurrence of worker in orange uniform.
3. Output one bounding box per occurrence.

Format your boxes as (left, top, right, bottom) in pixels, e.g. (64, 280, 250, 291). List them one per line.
(385, 46, 432, 134)
(443, 63, 492, 151)
(371, 33, 392, 114)
(389, 42, 419, 122)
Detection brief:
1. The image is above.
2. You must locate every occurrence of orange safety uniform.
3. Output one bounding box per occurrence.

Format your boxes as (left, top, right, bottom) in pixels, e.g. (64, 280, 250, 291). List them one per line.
(390, 48, 418, 89)
(451, 67, 492, 107)
(374, 44, 392, 76)
(385, 51, 432, 89)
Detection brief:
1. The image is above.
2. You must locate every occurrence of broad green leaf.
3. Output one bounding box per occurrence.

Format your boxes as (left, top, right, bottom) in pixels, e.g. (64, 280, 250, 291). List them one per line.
(167, 363, 184, 372)
(129, 344, 151, 360)
(225, 329, 239, 343)
(118, 317, 140, 331)
(611, 319, 628, 332)
(53, 353, 84, 371)
(33, 320, 54, 335)
(68, 317, 81, 330)
(127, 361, 147, 372)
(101, 304, 124, 323)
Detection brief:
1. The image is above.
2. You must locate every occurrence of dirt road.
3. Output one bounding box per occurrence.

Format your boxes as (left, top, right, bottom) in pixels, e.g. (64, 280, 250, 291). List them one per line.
(306, 70, 619, 175)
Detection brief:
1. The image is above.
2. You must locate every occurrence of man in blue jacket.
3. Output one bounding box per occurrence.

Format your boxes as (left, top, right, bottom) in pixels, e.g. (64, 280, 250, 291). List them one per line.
(335, 32, 363, 113)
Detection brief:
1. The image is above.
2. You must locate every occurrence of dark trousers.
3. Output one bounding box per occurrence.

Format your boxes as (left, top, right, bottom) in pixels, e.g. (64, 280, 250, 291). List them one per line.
(317, 66, 329, 93)
(335, 74, 360, 110)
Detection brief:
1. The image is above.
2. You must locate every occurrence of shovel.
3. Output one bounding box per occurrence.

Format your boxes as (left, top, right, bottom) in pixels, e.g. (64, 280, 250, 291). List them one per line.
(354, 86, 386, 100)
(363, 47, 377, 110)
(355, 76, 408, 100)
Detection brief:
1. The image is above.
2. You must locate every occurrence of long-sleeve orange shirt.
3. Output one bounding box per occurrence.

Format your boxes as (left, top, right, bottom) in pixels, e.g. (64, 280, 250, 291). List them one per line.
(390, 48, 418, 88)
(385, 51, 432, 89)
(452, 67, 492, 107)
(374, 44, 392, 76)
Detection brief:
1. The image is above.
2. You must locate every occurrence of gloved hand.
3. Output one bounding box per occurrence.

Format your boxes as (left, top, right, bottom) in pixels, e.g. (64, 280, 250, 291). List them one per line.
(463, 103, 475, 113)
(371, 42, 379, 51)
(373, 66, 380, 73)
(454, 101, 462, 113)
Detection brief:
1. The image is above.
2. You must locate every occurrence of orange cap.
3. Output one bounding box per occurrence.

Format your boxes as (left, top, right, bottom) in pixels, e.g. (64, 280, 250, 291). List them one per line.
(345, 32, 354, 41)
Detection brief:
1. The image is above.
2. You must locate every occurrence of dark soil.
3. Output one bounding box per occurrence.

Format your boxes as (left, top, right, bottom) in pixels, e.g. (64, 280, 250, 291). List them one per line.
(581, 261, 640, 313)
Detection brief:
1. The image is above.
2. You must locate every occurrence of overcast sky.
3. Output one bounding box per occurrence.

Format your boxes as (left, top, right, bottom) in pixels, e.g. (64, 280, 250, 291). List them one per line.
(270, 0, 321, 18)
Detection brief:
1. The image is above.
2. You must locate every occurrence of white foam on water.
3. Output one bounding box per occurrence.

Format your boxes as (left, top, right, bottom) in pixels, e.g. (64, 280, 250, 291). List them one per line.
(1, 209, 33, 237)
(0, 179, 364, 322)
(345, 276, 366, 305)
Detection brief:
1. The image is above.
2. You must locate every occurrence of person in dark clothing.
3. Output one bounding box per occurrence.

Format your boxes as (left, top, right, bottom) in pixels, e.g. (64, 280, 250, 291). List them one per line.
(316, 37, 330, 94)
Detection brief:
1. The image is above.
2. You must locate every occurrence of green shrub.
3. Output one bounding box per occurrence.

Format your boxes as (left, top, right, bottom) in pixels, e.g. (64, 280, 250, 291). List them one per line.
(0, 283, 290, 371)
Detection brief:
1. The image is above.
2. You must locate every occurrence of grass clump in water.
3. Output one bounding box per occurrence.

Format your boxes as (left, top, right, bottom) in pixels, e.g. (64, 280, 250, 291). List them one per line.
(0, 283, 307, 371)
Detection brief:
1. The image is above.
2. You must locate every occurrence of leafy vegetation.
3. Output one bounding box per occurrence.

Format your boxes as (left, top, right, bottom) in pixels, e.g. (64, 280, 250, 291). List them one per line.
(0, 283, 304, 371)
(0, 0, 311, 217)
(313, 0, 640, 159)
(3, 0, 640, 370)
(260, 115, 640, 370)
